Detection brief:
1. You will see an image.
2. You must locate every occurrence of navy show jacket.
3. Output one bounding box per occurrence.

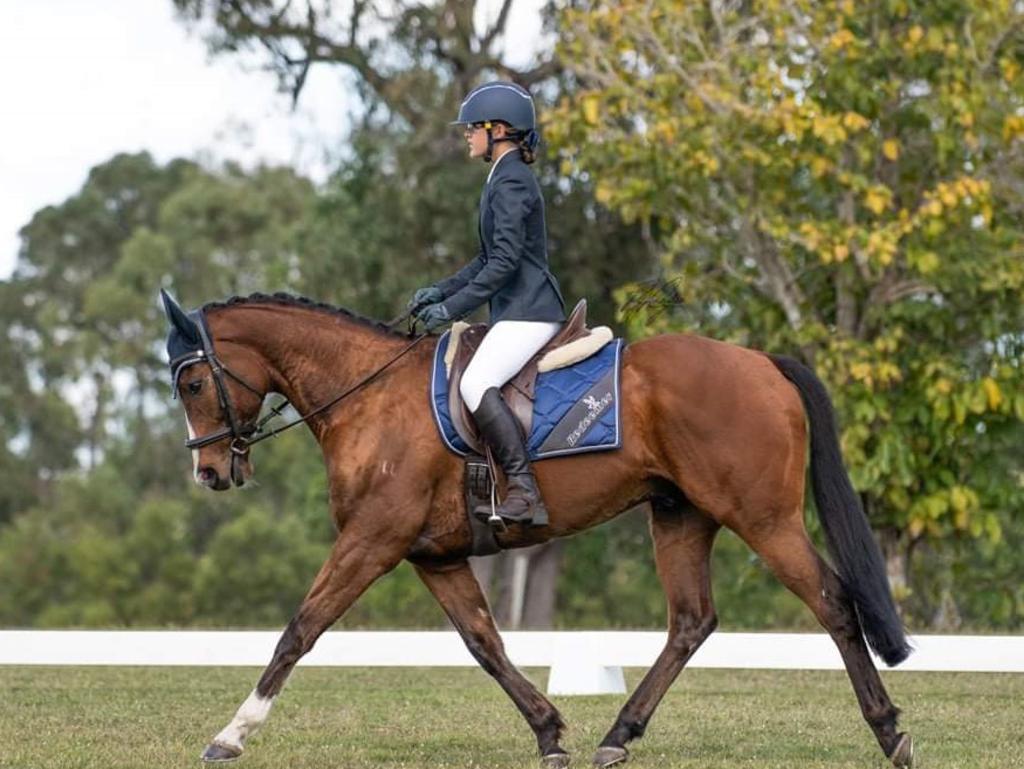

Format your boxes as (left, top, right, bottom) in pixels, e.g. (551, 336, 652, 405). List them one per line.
(434, 151, 566, 323)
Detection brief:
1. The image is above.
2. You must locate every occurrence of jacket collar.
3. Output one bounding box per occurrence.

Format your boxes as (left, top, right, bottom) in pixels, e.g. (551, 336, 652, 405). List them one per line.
(486, 147, 521, 185)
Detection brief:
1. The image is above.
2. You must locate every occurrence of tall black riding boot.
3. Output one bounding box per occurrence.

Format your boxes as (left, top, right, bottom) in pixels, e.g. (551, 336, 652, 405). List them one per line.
(472, 387, 549, 527)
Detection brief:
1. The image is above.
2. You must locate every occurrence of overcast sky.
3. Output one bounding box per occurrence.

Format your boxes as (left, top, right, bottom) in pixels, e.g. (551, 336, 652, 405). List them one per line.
(0, 0, 547, 280)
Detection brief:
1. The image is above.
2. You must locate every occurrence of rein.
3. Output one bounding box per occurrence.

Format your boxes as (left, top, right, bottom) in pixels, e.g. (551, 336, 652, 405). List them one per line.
(175, 307, 426, 453)
(245, 333, 426, 447)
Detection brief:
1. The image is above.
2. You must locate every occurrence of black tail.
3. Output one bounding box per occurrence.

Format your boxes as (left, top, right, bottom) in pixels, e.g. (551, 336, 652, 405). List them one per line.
(770, 354, 910, 666)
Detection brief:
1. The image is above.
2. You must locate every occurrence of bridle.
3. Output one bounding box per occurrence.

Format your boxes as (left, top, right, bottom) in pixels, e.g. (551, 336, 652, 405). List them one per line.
(170, 309, 426, 457)
(169, 310, 265, 458)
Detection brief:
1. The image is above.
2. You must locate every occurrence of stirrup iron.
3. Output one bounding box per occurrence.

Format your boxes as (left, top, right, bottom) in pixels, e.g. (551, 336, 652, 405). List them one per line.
(487, 479, 507, 532)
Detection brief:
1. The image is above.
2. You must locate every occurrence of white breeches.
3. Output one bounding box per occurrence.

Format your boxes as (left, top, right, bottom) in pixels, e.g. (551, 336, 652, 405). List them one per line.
(459, 320, 561, 411)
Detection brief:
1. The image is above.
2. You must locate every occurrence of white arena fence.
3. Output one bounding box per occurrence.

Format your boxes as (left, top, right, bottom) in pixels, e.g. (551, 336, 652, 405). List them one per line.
(1, 631, 1021, 695)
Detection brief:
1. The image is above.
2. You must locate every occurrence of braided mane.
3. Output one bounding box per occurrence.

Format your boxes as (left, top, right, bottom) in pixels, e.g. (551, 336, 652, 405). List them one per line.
(202, 292, 406, 338)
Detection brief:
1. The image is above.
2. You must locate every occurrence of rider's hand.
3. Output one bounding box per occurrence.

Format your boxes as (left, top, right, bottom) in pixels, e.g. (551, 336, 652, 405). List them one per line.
(417, 302, 451, 332)
(407, 286, 443, 316)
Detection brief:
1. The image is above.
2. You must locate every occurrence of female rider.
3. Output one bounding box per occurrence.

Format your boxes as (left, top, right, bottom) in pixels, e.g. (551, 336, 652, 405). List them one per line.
(408, 81, 566, 527)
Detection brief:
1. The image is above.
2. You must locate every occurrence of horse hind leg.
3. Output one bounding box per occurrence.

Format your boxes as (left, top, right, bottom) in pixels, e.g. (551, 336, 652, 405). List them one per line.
(594, 493, 719, 767)
(736, 517, 913, 767)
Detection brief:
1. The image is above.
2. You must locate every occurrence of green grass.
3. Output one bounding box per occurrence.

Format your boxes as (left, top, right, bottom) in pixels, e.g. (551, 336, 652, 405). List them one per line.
(0, 666, 1021, 768)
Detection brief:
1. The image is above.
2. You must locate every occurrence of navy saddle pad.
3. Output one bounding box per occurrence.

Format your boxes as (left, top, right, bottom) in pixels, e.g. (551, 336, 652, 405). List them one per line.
(430, 330, 624, 460)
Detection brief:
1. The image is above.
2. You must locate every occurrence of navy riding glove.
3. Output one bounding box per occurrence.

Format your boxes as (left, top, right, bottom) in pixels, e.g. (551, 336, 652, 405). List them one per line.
(407, 286, 443, 316)
(417, 302, 451, 332)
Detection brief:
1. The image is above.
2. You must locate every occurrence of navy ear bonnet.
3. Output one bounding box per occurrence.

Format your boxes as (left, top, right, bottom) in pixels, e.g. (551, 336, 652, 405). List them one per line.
(161, 289, 209, 396)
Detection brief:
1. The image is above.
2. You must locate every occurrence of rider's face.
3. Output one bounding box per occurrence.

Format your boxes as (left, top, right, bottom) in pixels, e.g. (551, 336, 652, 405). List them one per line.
(464, 122, 507, 159)
(465, 124, 488, 158)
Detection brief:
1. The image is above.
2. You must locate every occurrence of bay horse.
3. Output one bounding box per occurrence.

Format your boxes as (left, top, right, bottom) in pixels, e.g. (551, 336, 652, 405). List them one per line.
(161, 291, 913, 768)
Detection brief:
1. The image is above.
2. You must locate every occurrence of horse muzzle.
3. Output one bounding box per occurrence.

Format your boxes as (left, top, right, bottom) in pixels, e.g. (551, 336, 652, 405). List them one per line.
(195, 448, 250, 491)
(197, 465, 231, 491)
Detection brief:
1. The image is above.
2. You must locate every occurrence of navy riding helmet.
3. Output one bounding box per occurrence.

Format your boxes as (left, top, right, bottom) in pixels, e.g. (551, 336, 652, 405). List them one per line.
(452, 81, 539, 160)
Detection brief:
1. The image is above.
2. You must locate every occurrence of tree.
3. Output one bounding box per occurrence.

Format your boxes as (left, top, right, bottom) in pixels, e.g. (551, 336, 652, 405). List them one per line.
(551, 0, 1024, 625)
(8, 153, 316, 469)
(170, 0, 659, 627)
(8, 154, 193, 486)
(194, 506, 327, 626)
(0, 154, 338, 627)
(171, 0, 559, 114)
(170, 0, 651, 324)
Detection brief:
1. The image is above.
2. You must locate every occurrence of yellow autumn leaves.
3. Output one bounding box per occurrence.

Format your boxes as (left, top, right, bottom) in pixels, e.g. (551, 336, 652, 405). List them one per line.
(809, 111, 869, 145)
(982, 377, 1004, 411)
(864, 186, 892, 216)
(928, 374, 1017, 427)
(794, 175, 991, 268)
(1003, 115, 1024, 142)
(849, 360, 903, 389)
(907, 485, 986, 539)
(918, 177, 992, 224)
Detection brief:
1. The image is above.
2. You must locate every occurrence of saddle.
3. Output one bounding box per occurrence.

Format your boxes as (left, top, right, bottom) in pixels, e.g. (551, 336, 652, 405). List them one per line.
(445, 300, 613, 455)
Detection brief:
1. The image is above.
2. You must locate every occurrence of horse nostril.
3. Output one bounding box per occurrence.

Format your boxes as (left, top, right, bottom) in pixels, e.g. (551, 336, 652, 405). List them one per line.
(198, 467, 218, 486)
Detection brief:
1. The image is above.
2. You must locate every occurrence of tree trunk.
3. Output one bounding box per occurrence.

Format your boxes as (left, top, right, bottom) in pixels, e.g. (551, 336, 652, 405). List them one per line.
(87, 371, 107, 470)
(879, 528, 908, 613)
(932, 586, 963, 631)
(521, 540, 564, 629)
(469, 540, 565, 629)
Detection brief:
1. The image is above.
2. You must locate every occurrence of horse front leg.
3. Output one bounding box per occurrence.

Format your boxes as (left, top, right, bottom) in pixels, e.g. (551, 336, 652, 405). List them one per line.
(414, 560, 569, 768)
(201, 531, 404, 762)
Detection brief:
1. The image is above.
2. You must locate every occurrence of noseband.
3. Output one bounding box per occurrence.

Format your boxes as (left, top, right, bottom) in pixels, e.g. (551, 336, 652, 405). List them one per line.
(169, 310, 263, 456)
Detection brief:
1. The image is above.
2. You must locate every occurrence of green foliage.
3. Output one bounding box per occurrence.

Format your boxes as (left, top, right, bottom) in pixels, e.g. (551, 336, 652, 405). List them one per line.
(170, 0, 653, 325)
(296, 129, 484, 318)
(344, 562, 445, 628)
(558, 509, 664, 627)
(559, 513, 816, 630)
(194, 507, 327, 626)
(553, 0, 1024, 626)
(0, 429, 330, 628)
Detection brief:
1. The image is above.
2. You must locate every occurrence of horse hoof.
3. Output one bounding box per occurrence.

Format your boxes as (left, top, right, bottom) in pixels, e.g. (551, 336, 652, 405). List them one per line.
(592, 745, 628, 767)
(889, 733, 913, 768)
(541, 750, 571, 768)
(201, 742, 242, 763)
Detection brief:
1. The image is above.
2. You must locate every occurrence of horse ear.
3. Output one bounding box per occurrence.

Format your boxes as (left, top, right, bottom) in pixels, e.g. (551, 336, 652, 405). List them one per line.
(160, 289, 200, 346)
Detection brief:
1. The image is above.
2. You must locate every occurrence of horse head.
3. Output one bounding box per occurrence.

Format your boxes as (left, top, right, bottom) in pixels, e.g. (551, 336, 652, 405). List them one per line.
(160, 289, 269, 490)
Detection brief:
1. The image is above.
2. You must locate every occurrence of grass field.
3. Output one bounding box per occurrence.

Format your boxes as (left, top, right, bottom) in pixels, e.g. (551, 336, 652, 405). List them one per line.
(1, 666, 1021, 768)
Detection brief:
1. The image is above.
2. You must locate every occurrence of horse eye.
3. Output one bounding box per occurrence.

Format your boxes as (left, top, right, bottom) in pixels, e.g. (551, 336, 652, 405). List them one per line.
(187, 380, 203, 396)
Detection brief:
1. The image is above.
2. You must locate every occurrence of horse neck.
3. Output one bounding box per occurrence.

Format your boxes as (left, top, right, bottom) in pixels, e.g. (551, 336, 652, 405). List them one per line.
(207, 303, 410, 432)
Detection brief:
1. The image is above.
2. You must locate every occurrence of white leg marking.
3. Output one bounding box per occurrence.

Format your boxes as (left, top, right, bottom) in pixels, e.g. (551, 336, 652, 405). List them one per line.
(185, 415, 200, 483)
(213, 689, 275, 750)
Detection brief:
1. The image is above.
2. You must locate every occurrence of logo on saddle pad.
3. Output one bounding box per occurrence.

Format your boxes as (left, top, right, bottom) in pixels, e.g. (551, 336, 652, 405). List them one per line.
(567, 392, 614, 447)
